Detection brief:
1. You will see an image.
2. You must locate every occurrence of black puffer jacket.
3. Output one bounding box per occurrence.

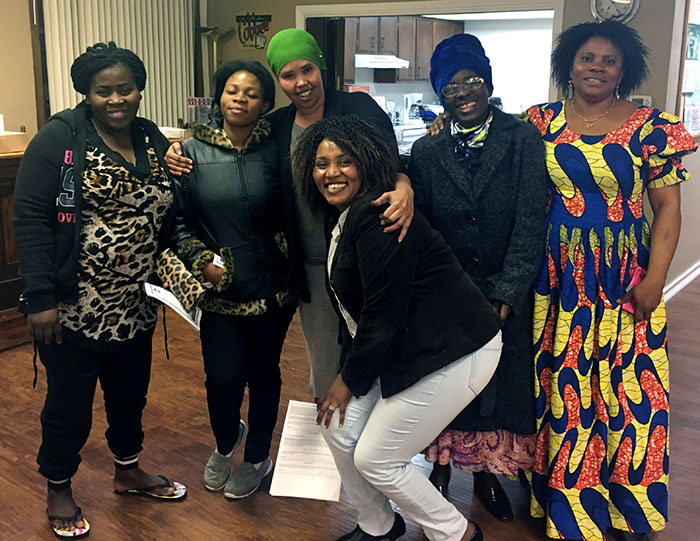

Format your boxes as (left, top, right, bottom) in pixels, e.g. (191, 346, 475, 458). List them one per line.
(173, 117, 297, 315)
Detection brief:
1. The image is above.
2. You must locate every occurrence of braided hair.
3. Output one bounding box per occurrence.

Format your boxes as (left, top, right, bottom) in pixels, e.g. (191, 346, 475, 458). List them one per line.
(70, 42, 146, 95)
(292, 115, 400, 216)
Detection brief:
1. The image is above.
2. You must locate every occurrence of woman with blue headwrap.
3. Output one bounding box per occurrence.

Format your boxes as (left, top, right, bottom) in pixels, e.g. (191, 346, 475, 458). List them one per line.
(409, 33, 548, 522)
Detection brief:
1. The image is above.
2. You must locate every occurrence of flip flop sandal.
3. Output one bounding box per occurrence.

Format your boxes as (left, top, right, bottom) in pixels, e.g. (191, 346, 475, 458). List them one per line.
(114, 475, 187, 501)
(47, 506, 90, 539)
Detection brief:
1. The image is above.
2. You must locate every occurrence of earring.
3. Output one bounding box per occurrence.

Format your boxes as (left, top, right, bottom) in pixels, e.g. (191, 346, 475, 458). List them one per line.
(567, 79, 575, 97)
(615, 84, 620, 100)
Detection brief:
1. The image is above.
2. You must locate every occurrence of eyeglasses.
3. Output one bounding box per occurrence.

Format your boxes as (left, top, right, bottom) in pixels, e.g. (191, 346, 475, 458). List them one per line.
(441, 77, 486, 98)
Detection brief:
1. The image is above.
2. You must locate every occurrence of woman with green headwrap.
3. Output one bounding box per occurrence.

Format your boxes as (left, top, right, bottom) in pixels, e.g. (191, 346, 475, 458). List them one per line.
(265, 28, 414, 400)
(167, 28, 413, 401)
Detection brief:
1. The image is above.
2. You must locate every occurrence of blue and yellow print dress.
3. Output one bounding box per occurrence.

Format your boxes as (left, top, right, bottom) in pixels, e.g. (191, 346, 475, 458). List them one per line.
(526, 101, 697, 540)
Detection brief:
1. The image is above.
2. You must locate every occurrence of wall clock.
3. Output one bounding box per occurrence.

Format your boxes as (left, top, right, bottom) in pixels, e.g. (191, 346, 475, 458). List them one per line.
(590, 0, 641, 23)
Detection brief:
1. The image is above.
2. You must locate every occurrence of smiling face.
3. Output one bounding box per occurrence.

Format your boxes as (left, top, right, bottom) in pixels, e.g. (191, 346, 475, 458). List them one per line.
(219, 70, 269, 131)
(313, 139, 362, 210)
(442, 68, 490, 128)
(570, 37, 624, 102)
(86, 64, 141, 134)
(277, 59, 324, 113)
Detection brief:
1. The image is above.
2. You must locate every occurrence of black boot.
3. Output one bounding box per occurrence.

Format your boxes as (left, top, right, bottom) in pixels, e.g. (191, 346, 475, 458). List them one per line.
(611, 530, 652, 541)
(335, 512, 406, 541)
(428, 462, 451, 498)
(467, 523, 483, 541)
(472, 471, 513, 522)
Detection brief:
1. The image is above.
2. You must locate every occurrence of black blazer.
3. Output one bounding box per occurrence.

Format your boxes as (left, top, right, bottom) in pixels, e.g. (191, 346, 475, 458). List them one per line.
(267, 88, 399, 301)
(329, 193, 503, 399)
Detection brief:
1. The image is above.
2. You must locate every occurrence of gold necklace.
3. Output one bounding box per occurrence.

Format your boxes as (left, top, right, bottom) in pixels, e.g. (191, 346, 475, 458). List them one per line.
(570, 97, 617, 129)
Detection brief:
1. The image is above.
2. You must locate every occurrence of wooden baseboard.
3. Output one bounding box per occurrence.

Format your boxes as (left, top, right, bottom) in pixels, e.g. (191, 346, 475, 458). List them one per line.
(664, 259, 700, 302)
(0, 308, 30, 351)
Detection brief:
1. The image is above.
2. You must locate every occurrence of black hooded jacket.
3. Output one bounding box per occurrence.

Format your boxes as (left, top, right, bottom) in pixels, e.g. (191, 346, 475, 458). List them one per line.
(13, 103, 176, 315)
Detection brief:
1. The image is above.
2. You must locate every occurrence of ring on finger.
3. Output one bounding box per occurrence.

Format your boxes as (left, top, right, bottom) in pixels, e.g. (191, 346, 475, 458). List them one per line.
(328, 404, 336, 411)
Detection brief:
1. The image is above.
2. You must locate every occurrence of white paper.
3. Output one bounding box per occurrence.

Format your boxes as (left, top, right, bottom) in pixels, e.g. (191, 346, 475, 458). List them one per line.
(269, 400, 341, 501)
(143, 282, 201, 331)
(682, 59, 699, 93)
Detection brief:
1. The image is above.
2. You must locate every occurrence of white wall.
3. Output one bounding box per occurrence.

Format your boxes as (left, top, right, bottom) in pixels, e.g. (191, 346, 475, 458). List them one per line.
(1, 0, 37, 135)
(663, 0, 700, 288)
(353, 69, 440, 121)
(464, 17, 552, 114)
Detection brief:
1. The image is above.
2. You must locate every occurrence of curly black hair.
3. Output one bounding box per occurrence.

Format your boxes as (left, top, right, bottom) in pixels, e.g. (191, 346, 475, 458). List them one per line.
(551, 20, 649, 97)
(70, 42, 146, 95)
(212, 60, 275, 115)
(292, 115, 400, 216)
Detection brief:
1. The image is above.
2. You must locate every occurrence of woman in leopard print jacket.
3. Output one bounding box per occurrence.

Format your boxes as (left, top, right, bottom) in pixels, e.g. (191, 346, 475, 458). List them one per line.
(13, 42, 186, 539)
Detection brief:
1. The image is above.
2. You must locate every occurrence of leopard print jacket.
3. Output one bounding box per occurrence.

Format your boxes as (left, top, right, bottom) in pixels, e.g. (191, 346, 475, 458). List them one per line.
(59, 133, 172, 342)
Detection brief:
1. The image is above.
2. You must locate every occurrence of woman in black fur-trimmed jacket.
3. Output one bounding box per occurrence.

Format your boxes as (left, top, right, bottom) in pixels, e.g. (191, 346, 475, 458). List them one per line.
(172, 60, 297, 500)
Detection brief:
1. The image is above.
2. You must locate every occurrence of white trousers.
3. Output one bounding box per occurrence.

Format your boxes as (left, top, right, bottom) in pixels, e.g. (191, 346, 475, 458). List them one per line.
(321, 332, 502, 541)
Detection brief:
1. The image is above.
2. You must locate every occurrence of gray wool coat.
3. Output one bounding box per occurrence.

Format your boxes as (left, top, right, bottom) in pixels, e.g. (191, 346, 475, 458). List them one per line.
(408, 106, 547, 434)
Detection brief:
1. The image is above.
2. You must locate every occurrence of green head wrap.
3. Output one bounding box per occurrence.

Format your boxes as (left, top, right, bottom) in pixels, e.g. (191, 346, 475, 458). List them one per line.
(266, 28, 327, 77)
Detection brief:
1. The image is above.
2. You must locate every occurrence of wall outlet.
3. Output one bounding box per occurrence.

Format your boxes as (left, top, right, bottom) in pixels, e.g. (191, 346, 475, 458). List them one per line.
(630, 95, 652, 107)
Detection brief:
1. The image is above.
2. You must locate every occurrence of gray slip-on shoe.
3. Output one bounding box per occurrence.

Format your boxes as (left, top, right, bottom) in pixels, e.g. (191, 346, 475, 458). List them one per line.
(223, 457, 273, 499)
(202, 419, 247, 491)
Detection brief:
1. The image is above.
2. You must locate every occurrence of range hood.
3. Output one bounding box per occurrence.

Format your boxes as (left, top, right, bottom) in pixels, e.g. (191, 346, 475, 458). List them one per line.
(355, 54, 409, 69)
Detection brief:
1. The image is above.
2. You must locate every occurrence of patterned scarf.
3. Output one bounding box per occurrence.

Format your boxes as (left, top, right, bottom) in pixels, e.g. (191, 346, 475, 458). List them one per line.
(450, 113, 493, 165)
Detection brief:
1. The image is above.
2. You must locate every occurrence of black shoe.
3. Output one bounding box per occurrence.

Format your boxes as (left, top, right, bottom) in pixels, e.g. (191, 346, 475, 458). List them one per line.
(429, 463, 451, 499)
(467, 523, 483, 541)
(335, 512, 406, 541)
(472, 471, 513, 522)
(611, 530, 652, 541)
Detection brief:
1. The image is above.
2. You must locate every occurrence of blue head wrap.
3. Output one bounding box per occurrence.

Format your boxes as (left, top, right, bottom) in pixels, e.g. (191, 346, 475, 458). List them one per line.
(430, 33, 493, 106)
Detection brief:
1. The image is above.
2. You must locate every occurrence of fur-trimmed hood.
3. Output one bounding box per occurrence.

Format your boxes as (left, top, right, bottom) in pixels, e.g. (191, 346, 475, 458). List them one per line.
(192, 117, 271, 150)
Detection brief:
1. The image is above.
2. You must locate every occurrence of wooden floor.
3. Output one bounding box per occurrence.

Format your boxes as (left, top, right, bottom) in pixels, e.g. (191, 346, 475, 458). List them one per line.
(1, 279, 699, 540)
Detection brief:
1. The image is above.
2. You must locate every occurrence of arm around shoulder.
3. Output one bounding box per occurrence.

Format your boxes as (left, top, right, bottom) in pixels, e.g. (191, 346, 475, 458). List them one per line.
(407, 138, 433, 219)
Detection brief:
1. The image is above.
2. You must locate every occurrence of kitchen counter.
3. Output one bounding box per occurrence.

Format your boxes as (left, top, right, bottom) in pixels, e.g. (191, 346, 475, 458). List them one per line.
(393, 121, 428, 154)
(0, 132, 30, 155)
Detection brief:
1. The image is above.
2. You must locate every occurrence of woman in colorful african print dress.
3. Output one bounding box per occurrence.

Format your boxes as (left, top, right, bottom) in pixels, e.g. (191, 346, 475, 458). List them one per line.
(526, 21, 697, 541)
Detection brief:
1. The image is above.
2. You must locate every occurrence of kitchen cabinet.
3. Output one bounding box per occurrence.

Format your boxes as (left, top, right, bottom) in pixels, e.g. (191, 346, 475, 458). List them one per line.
(414, 18, 433, 80)
(356, 17, 379, 53)
(396, 17, 416, 81)
(327, 15, 461, 86)
(356, 17, 398, 55)
(432, 19, 463, 49)
(378, 17, 398, 55)
(0, 147, 31, 351)
(343, 17, 358, 84)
